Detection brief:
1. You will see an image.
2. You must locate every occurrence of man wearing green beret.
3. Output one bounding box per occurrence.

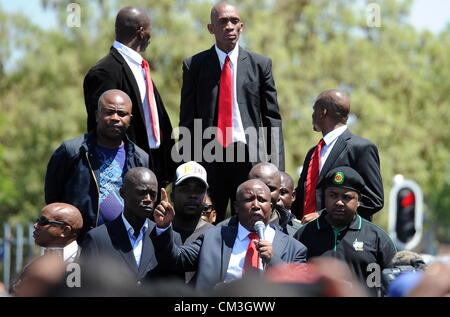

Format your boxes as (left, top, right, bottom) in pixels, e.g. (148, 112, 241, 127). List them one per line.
(294, 166, 396, 295)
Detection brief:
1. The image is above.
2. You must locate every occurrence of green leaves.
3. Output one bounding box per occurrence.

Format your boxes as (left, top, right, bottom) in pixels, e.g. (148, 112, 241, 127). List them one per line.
(0, 0, 449, 239)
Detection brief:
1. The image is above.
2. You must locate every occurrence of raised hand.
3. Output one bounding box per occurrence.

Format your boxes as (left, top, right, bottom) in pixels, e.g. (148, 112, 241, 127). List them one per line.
(153, 188, 175, 228)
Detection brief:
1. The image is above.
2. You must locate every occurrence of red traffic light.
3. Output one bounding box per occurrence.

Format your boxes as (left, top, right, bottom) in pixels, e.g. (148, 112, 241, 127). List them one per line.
(400, 191, 415, 208)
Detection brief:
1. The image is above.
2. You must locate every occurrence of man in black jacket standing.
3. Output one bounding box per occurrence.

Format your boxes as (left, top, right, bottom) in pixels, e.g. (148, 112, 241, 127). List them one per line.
(45, 89, 149, 240)
(292, 89, 383, 223)
(83, 6, 175, 187)
(178, 2, 284, 222)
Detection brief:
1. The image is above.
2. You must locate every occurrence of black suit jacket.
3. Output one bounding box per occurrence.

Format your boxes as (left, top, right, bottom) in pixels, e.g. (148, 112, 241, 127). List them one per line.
(152, 224, 307, 293)
(83, 47, 176, 186)
(292, 129, 384, 220)
(179, 46, 284, 170)
(80, 216, 175, 283)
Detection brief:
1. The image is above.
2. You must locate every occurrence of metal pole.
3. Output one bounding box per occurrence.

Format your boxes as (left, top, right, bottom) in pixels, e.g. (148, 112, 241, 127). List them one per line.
(15, 224, 24, 274)
(28, 222, 35, 262)
(3, 223, 11, 288)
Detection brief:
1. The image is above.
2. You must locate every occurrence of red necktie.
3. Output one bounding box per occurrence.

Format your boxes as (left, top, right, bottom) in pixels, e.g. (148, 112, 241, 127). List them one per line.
(303, 139, 325, 215)
(243, 232, 260, 274)
(141, 59, 160, 144)
(217, 56, 233, 147)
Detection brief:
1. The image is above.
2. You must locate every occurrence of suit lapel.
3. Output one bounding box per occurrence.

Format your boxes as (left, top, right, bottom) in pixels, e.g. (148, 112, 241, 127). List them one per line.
(220, 225, 238, 280)
(108, 216, 138, 275)
(110, 47, 145, 122)
(137, 223, 157, 278)
(236, 47, 249, 127)
(206, 46, 222, 120)
(318, 129, 351, 183)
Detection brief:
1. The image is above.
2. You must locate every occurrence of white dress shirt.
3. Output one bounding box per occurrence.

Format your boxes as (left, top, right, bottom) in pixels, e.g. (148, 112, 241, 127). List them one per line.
(214, 44, 247, 145)
(113, 40, 160, 149)
(320, 125, 348, 172)
(63, 240, 79, 263)
(224, 223, 275, 283)
(121, 213, 149, 267)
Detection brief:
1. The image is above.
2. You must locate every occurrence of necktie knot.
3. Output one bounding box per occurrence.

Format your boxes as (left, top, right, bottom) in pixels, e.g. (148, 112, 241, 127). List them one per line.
(248, 232, 259, 240)
(224, 55, 230, 67)
(318, 138, 325, 147)
(141, 58, 149, 68)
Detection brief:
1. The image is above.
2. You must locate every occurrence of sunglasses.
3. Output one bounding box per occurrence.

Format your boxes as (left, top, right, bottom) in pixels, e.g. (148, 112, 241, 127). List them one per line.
(202, 204, 215, 215)
(35, 216, 68, 227)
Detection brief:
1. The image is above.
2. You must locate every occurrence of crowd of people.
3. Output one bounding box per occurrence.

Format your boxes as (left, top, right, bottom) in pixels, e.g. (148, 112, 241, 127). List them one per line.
(4, 2, 449, 297)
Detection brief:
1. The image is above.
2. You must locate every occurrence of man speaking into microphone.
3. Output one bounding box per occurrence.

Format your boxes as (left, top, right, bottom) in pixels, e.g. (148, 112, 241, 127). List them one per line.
(152, 179, 307, 293)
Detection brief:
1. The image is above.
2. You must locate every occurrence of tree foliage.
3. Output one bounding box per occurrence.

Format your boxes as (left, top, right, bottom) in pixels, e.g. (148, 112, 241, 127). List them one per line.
(0, 0, 449, 239)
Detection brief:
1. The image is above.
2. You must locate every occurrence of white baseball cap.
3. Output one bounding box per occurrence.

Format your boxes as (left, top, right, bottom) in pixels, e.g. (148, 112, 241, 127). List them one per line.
(174, 161, 208, 187)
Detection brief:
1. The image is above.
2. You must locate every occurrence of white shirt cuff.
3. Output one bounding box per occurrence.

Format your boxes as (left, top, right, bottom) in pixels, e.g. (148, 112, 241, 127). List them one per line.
(155, 224, 171, 236)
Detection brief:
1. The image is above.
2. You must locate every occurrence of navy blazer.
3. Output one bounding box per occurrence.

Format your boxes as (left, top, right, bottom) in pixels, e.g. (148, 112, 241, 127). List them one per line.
(80, 216, 179, 283)
(292, 129, 384, 220)
(179, 45, 284, 170)
(152, 224, 307, 293)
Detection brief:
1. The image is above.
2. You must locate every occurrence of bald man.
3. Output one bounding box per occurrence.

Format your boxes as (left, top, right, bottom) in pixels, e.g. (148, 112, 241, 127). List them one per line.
(45, 89, 150, 240)
(179, 1, 284, 222)
(80, 167, 180, 285)
(292, 89, 383, 223)
(249, 163, 302, 236)
(278, 171, 296, 211)
(33, 203, 83, 263)
(84, 6, 175, 188)
(152, 179, 306, 293)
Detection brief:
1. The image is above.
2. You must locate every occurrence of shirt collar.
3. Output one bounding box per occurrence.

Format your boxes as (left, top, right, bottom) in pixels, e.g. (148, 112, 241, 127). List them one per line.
(121, 212, 149, 238)
(237, 222, 269, 241)
(237, 223, 253, 241)
(316, 211, 361, 231)
(215, 44, 239, 67)
(63, 240, 79, 261)
(113, 40, 143, 65)
(322, 125, 347, 145)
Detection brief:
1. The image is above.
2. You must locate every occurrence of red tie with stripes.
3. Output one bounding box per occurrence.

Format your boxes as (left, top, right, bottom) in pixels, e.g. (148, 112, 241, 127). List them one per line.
(303, 138, 325, 215)
(243, 232, 260, 274)
(141, 58, 160, 144)
(217, 56, 233, 147)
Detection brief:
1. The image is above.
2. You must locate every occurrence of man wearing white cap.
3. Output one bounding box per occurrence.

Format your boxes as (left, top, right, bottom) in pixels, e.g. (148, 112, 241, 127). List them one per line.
(169, 161, 214, 244)
(158, 161, 214, 283)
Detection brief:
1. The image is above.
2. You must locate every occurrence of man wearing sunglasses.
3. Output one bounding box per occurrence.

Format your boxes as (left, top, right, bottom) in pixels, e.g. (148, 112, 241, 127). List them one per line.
(33, 203, 83, 263)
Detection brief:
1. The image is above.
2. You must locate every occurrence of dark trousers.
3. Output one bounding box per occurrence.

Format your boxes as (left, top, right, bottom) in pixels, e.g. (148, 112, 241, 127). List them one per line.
(206, 142, 252, 223)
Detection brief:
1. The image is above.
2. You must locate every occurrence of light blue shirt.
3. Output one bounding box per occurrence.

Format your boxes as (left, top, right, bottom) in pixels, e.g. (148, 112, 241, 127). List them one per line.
(121, 213, 149, 267)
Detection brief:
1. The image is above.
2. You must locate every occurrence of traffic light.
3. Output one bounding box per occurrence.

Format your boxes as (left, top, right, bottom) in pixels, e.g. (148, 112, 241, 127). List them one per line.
(395, 188, 416, 244)
(389, 177, 423, 250)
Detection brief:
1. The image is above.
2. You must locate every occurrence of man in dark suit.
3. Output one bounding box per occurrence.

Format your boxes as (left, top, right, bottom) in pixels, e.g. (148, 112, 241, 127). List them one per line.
(178, 1, 284, 222)
(80, 167, 175, 285)
(83, 6, 175, 187)
(292, 89, 383, 222)
(152, 179, 307, 293)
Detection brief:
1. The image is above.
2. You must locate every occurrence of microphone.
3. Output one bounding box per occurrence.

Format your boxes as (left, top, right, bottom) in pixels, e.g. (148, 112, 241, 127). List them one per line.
(254, 221, 265, 240)
(254, 221, 266, 271)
